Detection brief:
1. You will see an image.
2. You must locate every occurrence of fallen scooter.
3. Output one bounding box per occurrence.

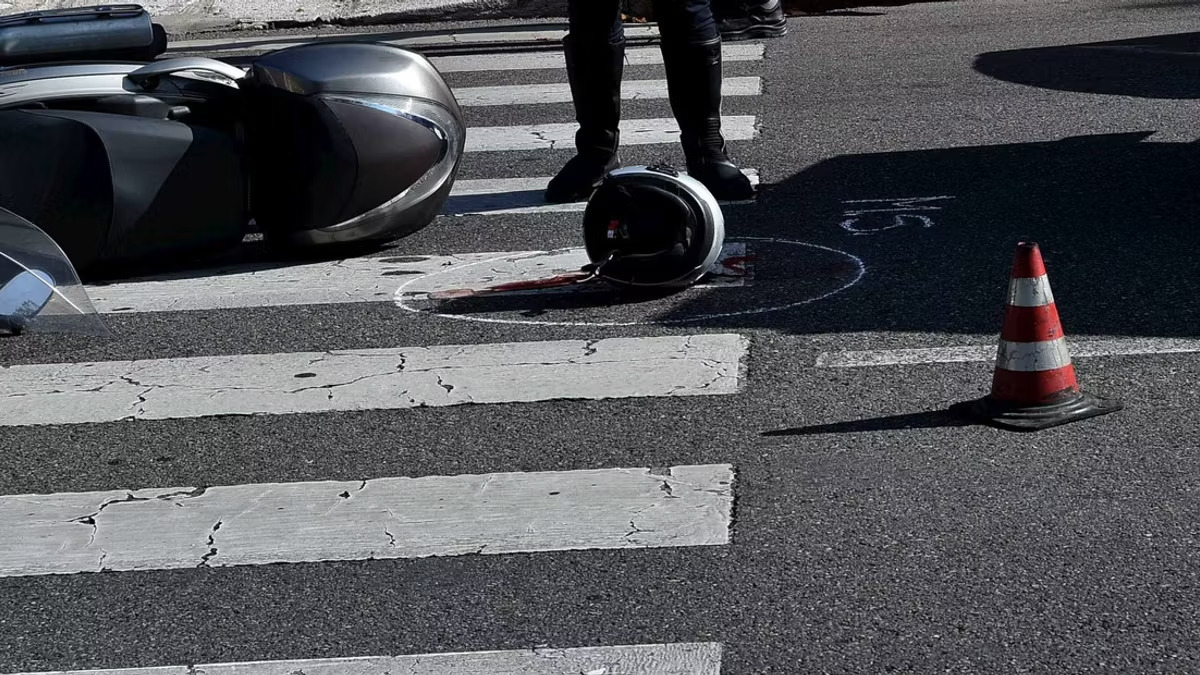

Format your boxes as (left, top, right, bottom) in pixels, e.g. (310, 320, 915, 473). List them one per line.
(0, 4, 467, 281)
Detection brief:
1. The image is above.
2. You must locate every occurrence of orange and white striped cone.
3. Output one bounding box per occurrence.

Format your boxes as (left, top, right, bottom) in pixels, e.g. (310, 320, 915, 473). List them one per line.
(950, 241, 1122, 431)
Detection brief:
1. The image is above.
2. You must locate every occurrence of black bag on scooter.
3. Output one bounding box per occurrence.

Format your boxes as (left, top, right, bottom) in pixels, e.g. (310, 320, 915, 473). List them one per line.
(0, 4, 167, 66)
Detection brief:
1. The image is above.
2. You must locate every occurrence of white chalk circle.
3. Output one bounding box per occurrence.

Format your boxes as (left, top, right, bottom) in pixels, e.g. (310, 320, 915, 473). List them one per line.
(394, 237, 866, 327)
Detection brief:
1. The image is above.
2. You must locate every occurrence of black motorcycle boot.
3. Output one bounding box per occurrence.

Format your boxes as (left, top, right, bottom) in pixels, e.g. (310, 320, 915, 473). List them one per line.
(544, 35, 625, 203)
(660, 36, 755, 201)
(713, 0, 788, 41)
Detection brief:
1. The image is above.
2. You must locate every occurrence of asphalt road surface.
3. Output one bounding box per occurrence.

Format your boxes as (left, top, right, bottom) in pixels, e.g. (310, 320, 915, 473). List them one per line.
(3, 0, 1200, 672)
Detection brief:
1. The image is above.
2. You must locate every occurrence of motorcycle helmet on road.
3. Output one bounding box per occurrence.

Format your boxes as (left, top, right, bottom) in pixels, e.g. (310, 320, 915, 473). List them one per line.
(581, 164, 726, 290)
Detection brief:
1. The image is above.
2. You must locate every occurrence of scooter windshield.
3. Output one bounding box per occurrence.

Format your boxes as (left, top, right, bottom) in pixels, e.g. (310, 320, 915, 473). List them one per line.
(0, 206, 110, 337)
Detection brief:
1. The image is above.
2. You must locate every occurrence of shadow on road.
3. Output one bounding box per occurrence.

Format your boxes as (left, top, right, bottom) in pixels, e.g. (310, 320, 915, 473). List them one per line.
(761, 409, 974, 436)
(81, 237, 397, 285)
(973, 31, 1200, 99)
(679, 32, 1200, 339)
(651, 129, 1200, 338)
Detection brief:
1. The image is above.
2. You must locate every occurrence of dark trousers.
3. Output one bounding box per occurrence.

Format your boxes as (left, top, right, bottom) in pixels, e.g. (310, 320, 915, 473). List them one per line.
(567, 0, 719, 46)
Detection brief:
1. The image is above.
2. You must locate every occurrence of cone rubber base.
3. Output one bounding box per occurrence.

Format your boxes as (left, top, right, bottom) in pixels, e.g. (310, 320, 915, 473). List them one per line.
(949, 390, 1123, 432)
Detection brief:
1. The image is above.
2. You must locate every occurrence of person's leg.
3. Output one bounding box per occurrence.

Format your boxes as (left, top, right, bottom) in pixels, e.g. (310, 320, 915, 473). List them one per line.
(654, 0, 755, 201)
(544, 1, 627, 203)
(711, 0, 788, 41)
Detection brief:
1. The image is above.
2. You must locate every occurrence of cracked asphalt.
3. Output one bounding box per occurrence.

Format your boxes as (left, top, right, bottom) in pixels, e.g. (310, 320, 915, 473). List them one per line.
(0, 335, 737, 425)
(4, 0, 1200, 672)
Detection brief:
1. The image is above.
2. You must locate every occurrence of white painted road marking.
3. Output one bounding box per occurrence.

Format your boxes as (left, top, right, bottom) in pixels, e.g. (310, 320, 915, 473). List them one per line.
(456, 76, 760, 106)
(0, 642, 723, 674)
(0, 334, 749, 426)
(430, 43, 763, 72)
(85, 253, 476, 314)
(0, 464, 734, 577)
(816, 337, 1200, 368)
(467, 116, 757, 152)
(443, 170, 759, 215)
(84, 244, 751, 314)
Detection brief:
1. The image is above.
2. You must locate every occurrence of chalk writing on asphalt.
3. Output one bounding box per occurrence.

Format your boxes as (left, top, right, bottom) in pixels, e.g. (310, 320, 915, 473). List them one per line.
(838, 196, 956, 235)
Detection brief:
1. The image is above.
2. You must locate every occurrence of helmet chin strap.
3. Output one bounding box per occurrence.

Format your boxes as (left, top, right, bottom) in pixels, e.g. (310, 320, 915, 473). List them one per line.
(577, 248, 620, 283)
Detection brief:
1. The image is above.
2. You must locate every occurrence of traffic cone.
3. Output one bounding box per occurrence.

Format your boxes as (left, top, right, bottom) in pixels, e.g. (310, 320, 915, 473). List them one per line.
(949, 241, 1122, 431)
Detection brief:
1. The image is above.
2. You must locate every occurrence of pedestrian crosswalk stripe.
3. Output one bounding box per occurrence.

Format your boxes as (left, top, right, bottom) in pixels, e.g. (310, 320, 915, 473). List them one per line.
(0, 464, 734, 577)
(443, 169, 759, 215)
(455, 76, 761, 107)
(86, 252, 487, 314)
(85, 241, 753, 314)
(1, 642, 724, 674)
(467, 116, 758, 153)
(432, 42, 764, 73)
(0, 334, 749, 427)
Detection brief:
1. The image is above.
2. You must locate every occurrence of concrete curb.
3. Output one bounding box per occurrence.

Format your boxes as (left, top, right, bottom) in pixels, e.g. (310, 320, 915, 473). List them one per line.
(1, 0, 585, 34)
(2, 0, 951, 36)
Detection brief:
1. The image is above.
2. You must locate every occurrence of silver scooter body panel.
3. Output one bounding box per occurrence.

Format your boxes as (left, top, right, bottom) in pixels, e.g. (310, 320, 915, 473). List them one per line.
(248, 41, 459, 110)
(0, 57, 243, 110)
(243, 41, 466, 247)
